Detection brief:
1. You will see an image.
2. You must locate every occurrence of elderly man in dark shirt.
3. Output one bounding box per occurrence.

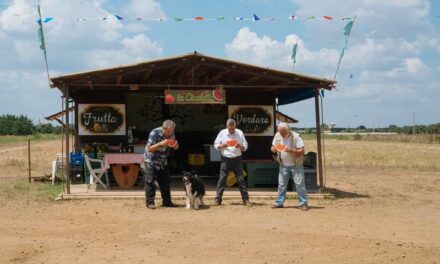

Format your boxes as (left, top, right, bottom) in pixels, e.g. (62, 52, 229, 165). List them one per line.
(143, 120, 179, 209)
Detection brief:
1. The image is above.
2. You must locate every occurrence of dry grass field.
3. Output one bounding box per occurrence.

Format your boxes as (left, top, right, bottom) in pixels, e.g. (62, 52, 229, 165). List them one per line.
(0, 135, 439, 263)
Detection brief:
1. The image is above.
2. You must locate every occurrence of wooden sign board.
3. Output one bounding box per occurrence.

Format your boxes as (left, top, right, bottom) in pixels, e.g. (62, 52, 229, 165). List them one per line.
(164, 89, 226, 104)
(78, 104, 126, 136)
(228, 105, 274, 136)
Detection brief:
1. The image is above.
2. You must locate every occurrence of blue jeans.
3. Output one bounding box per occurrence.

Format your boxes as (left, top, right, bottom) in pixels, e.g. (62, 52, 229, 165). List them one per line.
(274, 164, 308, 206)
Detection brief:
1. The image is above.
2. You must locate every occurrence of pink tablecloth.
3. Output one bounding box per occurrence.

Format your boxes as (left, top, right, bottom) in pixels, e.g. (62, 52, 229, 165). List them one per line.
(103, 153, 144, 170)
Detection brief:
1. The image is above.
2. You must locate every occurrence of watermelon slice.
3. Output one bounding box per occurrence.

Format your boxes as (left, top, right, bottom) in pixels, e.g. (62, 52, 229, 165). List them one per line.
(274, 143, 287, 152)
(226, 139, 238, 147)
(165, 94, 175, 103)
(212, 89, 224, 101)
(166, 139, 177, 147)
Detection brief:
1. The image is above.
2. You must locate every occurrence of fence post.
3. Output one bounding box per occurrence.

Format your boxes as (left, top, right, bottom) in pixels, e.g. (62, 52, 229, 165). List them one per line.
(28, 139, 31, 183)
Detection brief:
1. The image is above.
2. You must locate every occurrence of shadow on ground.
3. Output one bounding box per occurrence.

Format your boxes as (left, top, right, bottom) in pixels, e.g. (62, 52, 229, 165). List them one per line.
(321, 187, 371, 199)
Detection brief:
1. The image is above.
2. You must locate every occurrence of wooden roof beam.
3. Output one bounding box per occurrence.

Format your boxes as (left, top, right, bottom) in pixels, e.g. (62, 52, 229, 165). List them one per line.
(140, 69, 153, 83)
(211, 69, 231, 81)
(241, 75, 261, 85)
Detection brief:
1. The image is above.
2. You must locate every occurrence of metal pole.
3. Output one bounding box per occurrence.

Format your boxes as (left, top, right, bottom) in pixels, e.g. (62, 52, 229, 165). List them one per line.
(28, 139, 31, 183)
(412, 112, 416, 135)
(65, 86, 71, 194)
(314, 89, 324, 188)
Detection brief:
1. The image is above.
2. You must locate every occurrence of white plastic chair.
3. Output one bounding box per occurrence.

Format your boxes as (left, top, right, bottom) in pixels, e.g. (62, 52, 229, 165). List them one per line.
(51, 154, 66, 185)
(84, 155, 110, 190)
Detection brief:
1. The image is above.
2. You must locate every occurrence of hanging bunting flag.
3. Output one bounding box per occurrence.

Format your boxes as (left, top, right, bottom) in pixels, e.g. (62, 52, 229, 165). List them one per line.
(115, 15, 124, 20)
(320, 89, 325, 97)
(29, 14, 354, 24)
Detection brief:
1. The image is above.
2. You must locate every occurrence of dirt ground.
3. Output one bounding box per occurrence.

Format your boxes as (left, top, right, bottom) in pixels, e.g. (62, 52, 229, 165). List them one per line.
(0, 167, 439, 264)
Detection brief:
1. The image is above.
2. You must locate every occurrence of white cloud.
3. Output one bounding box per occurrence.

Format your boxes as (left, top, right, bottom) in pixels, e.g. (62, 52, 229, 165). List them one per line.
(122, 0, 165, 19)
(0, 0, 34, 33)
(86, 34, 163, 68)
(0, 0, 166, 121)
(225, 27, 338, 77)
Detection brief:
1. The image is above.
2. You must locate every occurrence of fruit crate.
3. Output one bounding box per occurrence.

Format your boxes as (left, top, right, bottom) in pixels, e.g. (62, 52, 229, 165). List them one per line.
(246, 161, 279, 187)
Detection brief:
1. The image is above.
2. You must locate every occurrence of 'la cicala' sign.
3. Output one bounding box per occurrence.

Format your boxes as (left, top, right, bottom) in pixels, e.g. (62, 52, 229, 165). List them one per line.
(228, 105, 274, 136)
(78, 104, 126, 135)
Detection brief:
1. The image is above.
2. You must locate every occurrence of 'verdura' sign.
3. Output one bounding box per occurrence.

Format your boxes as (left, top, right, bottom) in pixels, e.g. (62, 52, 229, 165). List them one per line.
(78, 104, 126, 136)
(164, 89, 226, 104)
(228, 105, 274, 136)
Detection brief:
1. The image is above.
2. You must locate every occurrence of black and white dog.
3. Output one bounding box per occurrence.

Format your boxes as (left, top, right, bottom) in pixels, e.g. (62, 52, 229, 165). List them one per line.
(182, 171, 205, 210)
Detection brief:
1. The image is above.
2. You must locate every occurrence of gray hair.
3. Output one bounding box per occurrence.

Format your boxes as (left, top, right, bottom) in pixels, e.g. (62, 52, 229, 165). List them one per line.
(162, 120, 176, 130)
(277, 122, 290, 131)
(226, 119, 236, 127)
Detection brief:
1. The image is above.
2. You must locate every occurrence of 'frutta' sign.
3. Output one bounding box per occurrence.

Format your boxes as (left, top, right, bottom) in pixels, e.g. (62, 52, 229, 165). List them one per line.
(228, 105, 274, 136)
(78, 104, 126, 135)
(164, 89, 226, 104)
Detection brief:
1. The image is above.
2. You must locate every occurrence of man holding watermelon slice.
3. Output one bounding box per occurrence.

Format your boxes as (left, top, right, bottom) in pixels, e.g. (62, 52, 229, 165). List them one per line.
(214, 119, 250, 206)
(143, 120, 179, 209)
(271, 122, 308, 211)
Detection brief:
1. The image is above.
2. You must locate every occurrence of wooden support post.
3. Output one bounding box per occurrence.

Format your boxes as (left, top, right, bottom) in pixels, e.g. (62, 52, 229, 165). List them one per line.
(314, 89, 324, 188)
(28, 139, 31, 183)
(65, 86, 71, 194)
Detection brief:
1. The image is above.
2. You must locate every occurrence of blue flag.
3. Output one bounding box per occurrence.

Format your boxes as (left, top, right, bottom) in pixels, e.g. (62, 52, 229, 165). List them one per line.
(252, 14, 260, 22)
(43, 17, 54, 23)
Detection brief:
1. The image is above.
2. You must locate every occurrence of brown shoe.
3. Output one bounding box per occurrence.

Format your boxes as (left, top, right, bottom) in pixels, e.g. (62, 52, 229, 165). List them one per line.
(300, 204, 308, 211)
(271, 204, 284, 209)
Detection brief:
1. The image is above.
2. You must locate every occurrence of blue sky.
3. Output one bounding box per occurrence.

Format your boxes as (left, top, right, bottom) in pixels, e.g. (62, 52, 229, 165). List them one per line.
(0, 0, 439, 128)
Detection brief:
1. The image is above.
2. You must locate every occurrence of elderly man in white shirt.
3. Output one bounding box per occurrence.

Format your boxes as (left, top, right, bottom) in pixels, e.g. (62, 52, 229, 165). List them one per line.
(213, 119, 250, 206)
(271, 122, 308, 211)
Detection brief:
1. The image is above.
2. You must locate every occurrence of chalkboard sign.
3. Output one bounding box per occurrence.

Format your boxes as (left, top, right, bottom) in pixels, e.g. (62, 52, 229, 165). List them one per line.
(78, 104, 126, 135)
(228, 105, 274, 136)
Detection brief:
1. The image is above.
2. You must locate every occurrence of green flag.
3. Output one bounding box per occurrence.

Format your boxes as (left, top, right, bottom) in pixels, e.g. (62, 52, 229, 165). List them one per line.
(291, 43, 298, 64)
(37, 5, 46, 52)
(343, 20, 354, 37)
(37, 5, 51, 85)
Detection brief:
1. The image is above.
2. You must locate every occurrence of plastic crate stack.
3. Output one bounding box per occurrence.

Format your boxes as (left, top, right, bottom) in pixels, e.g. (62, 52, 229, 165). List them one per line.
(70, 152, 84, 183)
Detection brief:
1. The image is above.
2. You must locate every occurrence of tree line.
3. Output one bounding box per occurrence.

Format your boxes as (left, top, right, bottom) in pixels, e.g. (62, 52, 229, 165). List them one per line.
(0, 115, 62, 135)
(298, 123, 440, 135)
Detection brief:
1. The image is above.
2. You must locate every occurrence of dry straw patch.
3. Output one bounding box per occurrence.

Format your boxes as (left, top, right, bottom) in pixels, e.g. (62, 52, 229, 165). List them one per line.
(0, 139, 64, 178)
(304, 139, 440, 171)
